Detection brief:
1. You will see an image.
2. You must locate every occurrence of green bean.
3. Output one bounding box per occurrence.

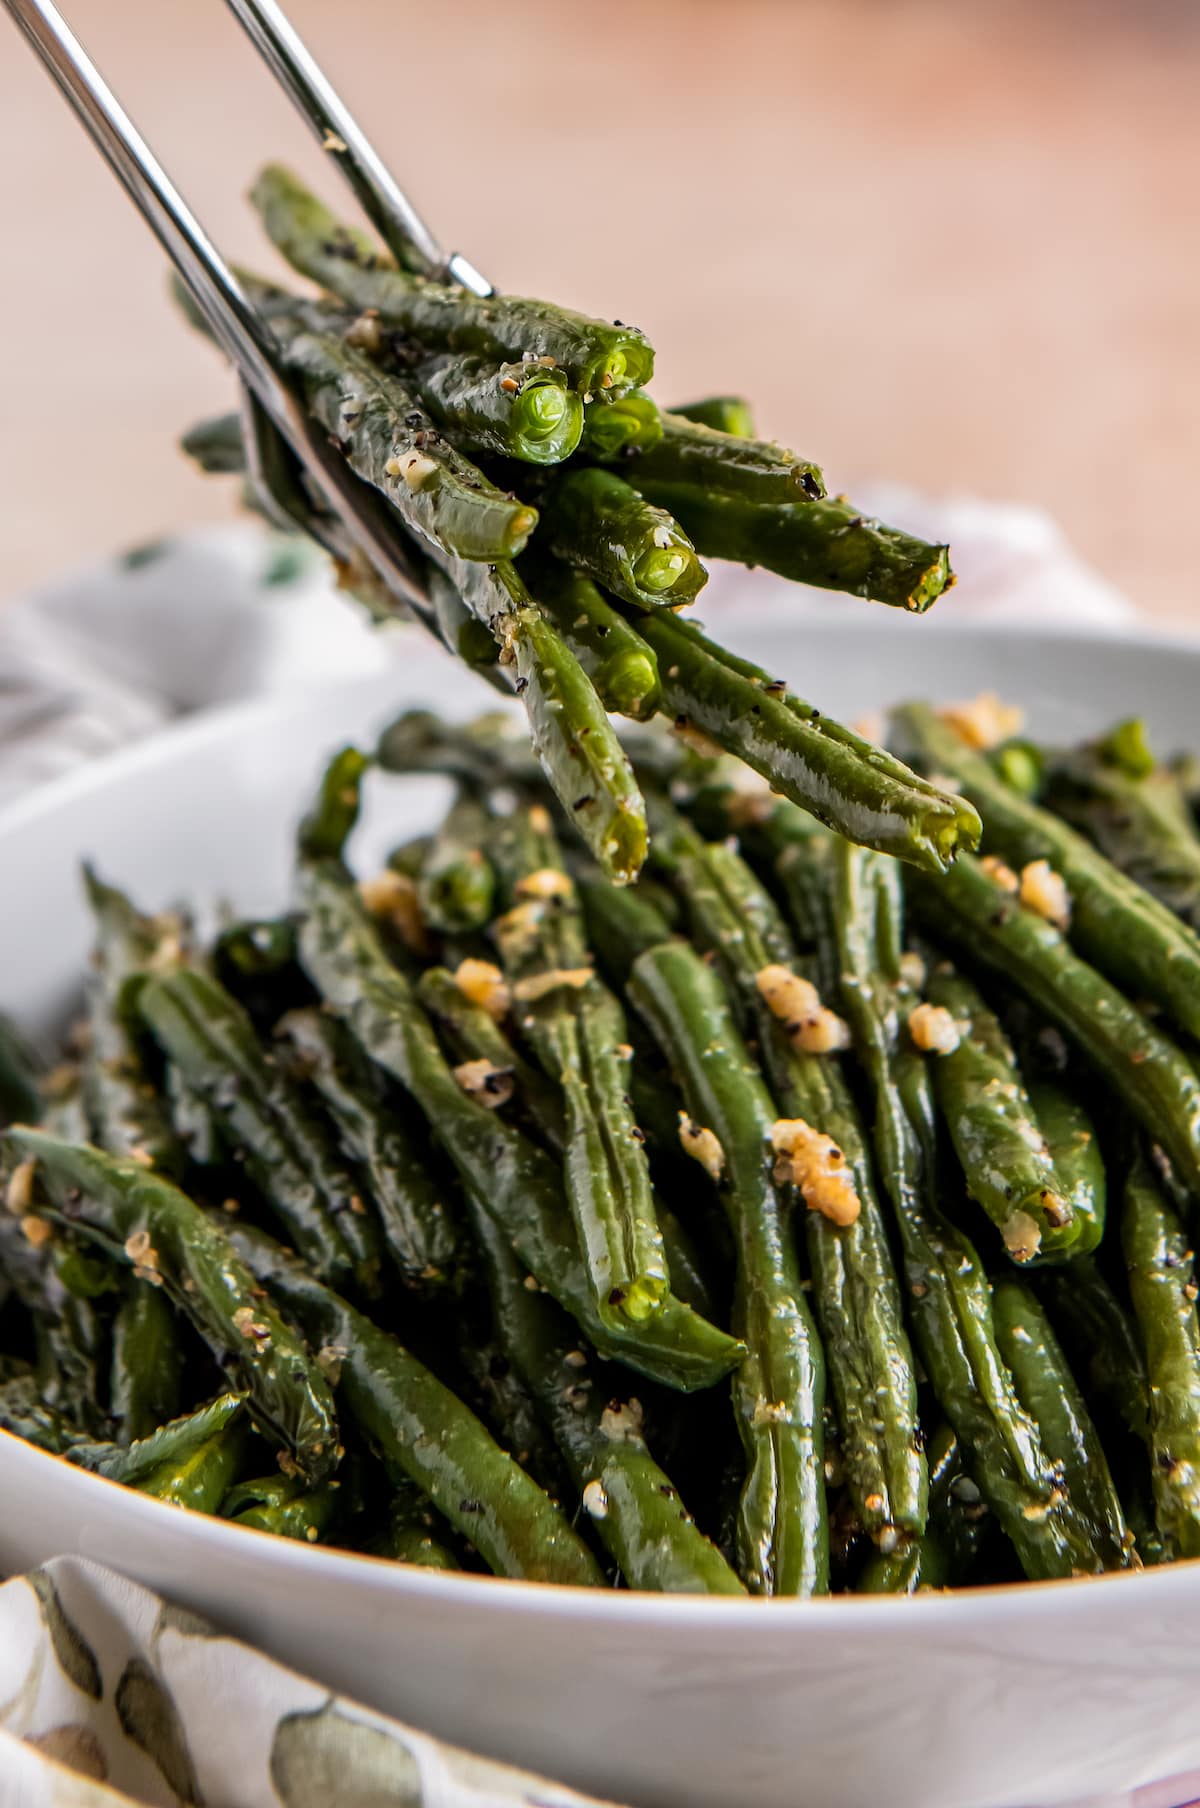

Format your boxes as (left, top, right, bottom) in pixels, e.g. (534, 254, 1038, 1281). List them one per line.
(575, 875, 675, 976)
(858, 1425, 991, 1594)
(5, 1129, 338, 1481)
(275, 1006, 460, 1290)
(68, 1394, 245, 1484)
(223, 1472, 341, 1543)
(297, 744, 370, 863)
(138, 968, 381, 1295)
(541, 468, 707, 611)
(670, 396, 756, 437)
(251, 166, 654, 395)
(412, 351, 583, 464)
(629, 941, 827, 1595)
(621, 607, 980, 872)
(137, 1415, 249, 1514)
(922, 967, 1080, 1264)
(992, 1277, 1130, 1569)
(370, 1487, 462, 1569)
(626, 481, 953, 612)
(228, 1223, 603, 1586)
(80, 866, 183, 1173)
(412, 562, 649, 885)
(1034, 1257, 1149, 1447)
(831, 842, 1104, 1578)
(490, 807, 669, 1327)
(1122, 1153, 1200, 1558)
(625, 409, 824, 507)
(1026, 1079, 1105, 1256)
(524, 560, 661, 722)
(417, 791, 496, 934)
(648, 802, 925, 1544)
(579, 389, 663, 460)
(909, 853, 1200, 1197)
(467, 1192, 745, 1593)
(296, 859, 743, 1390)
(110, 1279, 184, 1445)
(894, 702, 1200, 1043)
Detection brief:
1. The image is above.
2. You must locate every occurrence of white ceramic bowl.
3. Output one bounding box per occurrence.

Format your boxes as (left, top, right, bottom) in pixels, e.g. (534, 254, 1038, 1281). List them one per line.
(2, 614, 1199, 1808)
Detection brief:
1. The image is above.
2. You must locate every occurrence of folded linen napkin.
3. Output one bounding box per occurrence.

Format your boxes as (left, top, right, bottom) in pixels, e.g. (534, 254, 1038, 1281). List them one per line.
(0, 1555, 622, 1808)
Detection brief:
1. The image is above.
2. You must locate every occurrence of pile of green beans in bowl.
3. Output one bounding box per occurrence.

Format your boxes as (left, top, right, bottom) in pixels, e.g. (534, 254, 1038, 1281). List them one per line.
(5, 157, 1200, 1597)
(5, 696, 1200, 1595)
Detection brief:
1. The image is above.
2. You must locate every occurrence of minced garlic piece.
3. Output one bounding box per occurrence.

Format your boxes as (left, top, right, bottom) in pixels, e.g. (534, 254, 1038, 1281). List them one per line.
(515, 867, 573, 901)
(232, 1305, 271, 1348)
(898, 951, 927, 990)
(755, 964, 850, 1055)
(600, 1399, 645, 1443)
(981, 855, 1020, 894)
(770, 1119, 861, 1226)
(21, 1215, 51, 1249)
(344, 310, 383, 354)
(511, 967, 592, 1004)
(529, 805, 553, 835)
(6, 1159, 36, 1218)
(358, 870, 428, 954)
(751, 1399, 790, 1428)
(1002, 1210, 1042, 1263)
(937, 692, 1025, 751)
(582, 1479, 609, 1519)
(384, 449, 439, 491)
(453, 958, 511, 1022)
(1019, 859, 1071, 929)
(678, 1114, 725, 1182)
(452, 1059, 515, 1108)
(907, 1003, 962, 1056)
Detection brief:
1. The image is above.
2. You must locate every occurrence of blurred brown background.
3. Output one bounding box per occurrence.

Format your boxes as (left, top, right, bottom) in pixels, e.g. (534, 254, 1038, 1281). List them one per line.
(2, 0, 1197, 618)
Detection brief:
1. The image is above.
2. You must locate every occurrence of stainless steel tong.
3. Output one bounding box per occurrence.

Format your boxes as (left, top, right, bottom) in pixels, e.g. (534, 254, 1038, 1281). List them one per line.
(2, 0, 492, 626)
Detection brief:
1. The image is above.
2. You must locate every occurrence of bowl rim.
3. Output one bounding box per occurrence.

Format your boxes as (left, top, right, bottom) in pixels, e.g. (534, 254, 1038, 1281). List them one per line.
(5, 610, 1200, 1630)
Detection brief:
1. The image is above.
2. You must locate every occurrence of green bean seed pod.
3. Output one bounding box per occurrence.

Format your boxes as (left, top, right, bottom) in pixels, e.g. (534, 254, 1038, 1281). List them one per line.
(923, 967, 1080, 1265)
(413, 351, 584, 464)
(542, 468, 706, 611)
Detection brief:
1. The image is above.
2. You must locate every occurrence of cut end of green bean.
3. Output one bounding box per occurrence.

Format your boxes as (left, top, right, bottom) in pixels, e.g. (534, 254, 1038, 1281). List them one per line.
(634, 544, 694, 597)
(605, 648, 661, 720)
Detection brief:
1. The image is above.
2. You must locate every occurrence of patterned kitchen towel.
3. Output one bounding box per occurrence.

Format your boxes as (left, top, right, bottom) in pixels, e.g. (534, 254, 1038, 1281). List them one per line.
(0, 1555, 625, 1808)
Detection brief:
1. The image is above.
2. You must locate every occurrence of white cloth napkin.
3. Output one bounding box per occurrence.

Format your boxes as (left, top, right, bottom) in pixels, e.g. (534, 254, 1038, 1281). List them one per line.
(0, 503, 1189, 1808)
(0, 1556, 622, 1808)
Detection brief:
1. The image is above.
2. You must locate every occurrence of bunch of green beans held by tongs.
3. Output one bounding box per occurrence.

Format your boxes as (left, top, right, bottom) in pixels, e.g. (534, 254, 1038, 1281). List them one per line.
(175, 162, 975, 893)
(6, 687, 1200, 1596)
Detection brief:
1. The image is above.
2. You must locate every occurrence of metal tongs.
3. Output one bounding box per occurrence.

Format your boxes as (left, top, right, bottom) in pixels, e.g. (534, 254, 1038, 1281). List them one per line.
(3, 0, 493, 630)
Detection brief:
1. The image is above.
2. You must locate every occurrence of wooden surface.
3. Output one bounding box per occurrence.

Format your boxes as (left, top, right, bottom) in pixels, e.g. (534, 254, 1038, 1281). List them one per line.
(2, 0, 1197, 618)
